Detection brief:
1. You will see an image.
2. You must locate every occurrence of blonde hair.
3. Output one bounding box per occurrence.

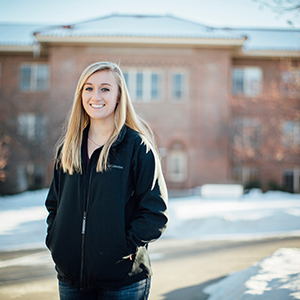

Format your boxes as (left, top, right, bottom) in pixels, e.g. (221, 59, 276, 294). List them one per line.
(57, 61, 161, 183)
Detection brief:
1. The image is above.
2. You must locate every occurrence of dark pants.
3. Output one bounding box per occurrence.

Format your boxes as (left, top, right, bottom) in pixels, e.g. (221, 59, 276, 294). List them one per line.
(59, 278, 151, 300)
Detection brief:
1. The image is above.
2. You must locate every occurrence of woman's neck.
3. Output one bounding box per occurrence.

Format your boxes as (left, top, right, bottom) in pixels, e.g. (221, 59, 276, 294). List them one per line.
(88, 119, 114, 146)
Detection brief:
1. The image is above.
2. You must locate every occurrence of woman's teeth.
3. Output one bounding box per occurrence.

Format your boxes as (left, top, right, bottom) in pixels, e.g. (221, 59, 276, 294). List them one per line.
(91, 104, 104, 108)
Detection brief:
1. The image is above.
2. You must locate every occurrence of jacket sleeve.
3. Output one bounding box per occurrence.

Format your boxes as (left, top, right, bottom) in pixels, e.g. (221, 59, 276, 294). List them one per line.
(126, 136, 168, 251)
(45, 161, 59, 246)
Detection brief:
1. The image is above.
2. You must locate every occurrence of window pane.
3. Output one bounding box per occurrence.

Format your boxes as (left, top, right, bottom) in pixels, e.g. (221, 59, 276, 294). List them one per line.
(233, 118, 261, 148)
(244, 68, 262, 96)
(18, 114, 36, 140)
(123, 72, 129, 86)
(36, 65, 49, 91)
(19, 65, 32, 91)
(151, 73, 160, 100)
(283, 170, 294, 192)
(282, 121, 300, 146)
(232, 67, 262, 96)
(172, 73, 184, 100)
(168, 147, 187, 182)
(136, 73, 143, 99)
(232, 68, 244, 95)
(35, 116, 47, 140)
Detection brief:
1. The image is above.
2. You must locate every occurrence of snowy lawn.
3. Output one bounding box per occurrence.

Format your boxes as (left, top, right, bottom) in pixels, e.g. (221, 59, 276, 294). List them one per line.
(0, 188, 300, 299)
(204, 248, 300, 300)
(164, 189, 300, 241)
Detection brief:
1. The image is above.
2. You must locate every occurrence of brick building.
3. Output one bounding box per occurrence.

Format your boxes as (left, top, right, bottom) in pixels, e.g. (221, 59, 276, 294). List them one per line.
(0, 15, 299, 194)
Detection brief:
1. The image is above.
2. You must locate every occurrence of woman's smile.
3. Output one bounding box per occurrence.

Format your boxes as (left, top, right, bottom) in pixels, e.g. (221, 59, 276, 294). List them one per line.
(90, 103, 105, 108)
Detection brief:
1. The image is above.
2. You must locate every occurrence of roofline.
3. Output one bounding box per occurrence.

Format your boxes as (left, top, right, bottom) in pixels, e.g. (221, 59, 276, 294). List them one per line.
(218, 26, 300, 32)
(35, 35, 246, 47)
(0, 44, 35, 53)
(233, 49, 300, 58)
(55, 13, 214, 30)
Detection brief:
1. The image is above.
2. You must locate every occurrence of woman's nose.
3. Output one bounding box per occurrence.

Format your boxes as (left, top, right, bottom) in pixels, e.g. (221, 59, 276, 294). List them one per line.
(92, 90, 102, 100)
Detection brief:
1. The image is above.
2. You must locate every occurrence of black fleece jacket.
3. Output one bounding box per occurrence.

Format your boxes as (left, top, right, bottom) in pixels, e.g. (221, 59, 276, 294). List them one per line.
(45, 125, 168, 291)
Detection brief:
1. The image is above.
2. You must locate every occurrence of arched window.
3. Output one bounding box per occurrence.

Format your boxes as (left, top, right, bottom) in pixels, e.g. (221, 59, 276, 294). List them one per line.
(167, 142, 187, 182)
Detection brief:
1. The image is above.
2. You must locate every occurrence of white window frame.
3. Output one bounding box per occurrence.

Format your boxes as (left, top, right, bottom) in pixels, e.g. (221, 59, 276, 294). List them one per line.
(282, 120, 300, 146)
(122, 69, 162, 102)
(167, 146, 187, 182)
(233, 118, 261, 149)
(19, 63, 49, 92)
(281, 68, 300, 96)
(18, 113, 47, 141)
(232, 66, 262, 97)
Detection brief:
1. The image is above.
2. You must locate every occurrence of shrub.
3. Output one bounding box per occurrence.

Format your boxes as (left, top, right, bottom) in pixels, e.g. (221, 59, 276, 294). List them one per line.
(244, 179, 262, 191)
(267, 180, 281, 191)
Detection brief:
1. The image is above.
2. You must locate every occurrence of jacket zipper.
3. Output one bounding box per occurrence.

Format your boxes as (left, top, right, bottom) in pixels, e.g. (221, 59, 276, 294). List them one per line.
(79, 163, 93, 291)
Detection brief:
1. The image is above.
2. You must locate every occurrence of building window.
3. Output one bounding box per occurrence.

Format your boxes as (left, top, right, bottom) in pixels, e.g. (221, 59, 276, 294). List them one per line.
(136, 72, 143, 99)
(123, 70, 161, 102)
(282, 168, 300, 193)
(17, 163, 46, 191)
(282, 121, 300, 147)
(17, 114, 47, 141)
(231, 166, 259, 184)
(283, 169, 294, 193)
(232, 67, 262, 96)
(171, 72, 186, 101)
(19, 63, 49, 92)
(281, 69, 300, 96)
(167, 142, 187, 182)
(233, 118, 261, 149)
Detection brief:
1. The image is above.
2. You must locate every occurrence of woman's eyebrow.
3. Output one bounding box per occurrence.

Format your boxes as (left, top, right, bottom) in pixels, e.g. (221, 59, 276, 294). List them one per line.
(84, 82, 112, 86)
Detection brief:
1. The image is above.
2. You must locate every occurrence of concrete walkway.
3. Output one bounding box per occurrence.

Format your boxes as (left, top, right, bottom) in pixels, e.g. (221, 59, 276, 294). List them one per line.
(0, 237, 299, 300)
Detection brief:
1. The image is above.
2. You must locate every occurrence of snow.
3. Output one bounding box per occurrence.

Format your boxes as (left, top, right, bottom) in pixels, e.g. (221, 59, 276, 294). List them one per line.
(204, 248, 300, 300)
(0, 188, 300, 299)
(0, 188, 300, 249)
(0, 189, 49, 250)
(164, 189, 300, 241)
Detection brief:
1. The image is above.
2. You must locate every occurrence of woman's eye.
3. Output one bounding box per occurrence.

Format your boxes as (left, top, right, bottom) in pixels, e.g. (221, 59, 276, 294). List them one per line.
(85, 87, 93, 91)
(102, 88, 109, 92)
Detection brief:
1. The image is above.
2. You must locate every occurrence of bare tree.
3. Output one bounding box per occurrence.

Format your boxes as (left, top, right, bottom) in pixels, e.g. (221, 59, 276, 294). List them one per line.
(230, 59, 300, 190)
(0, 134, 11, 183)
(253, 0, 300, 25)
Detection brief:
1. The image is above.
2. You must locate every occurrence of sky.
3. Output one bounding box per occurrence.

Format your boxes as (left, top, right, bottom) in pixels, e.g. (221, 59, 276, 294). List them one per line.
(0, 0, 298, 29)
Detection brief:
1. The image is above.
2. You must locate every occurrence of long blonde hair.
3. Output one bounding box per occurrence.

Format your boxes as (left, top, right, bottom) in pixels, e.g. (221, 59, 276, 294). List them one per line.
(57, 61, 161, 182)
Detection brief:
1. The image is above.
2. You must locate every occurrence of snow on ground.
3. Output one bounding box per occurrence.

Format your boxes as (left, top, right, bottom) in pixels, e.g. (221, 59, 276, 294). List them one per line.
(0, 189, 49, 251)
(0, 188, 300, 299)
(164, 189, 300, 241)
(204, 248, 300, 300)
(0, 188, 300, 250)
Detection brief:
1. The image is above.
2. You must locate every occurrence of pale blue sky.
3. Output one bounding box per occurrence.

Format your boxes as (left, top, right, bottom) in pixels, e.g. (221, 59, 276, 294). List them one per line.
(0, 0, 298, 28)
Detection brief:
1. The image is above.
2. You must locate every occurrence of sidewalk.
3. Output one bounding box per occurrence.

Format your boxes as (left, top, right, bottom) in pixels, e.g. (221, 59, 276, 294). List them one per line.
(0, 237, 299, 300)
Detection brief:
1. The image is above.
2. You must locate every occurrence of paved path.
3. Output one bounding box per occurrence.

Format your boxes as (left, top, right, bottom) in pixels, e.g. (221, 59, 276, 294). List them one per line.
(0, 237, 299, 300)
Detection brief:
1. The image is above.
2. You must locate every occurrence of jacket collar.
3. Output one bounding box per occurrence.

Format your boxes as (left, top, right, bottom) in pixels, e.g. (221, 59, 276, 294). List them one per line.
(81, 124, 128, 157)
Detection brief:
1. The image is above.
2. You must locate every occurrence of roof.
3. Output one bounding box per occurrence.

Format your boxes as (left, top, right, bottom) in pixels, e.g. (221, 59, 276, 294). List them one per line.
(34, 14, 242, 40)
(225, 28, 300, 51)
(0, 24, 39, 46)
(0, 14, 299, 55)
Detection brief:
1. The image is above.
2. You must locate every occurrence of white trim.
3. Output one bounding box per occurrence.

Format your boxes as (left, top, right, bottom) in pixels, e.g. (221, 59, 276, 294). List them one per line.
(0, 45, 35, 53)
(123, 68, 163, 103)
(233, 49, 300, 58)
(35, 35, 246, 47)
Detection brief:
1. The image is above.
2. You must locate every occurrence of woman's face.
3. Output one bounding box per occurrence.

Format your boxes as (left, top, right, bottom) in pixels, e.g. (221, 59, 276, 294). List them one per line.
(82, 70, 119, 124)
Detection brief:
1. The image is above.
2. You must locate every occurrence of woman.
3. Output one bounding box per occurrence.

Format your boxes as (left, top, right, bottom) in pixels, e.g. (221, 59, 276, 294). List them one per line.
(45, 61, 168, 300)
